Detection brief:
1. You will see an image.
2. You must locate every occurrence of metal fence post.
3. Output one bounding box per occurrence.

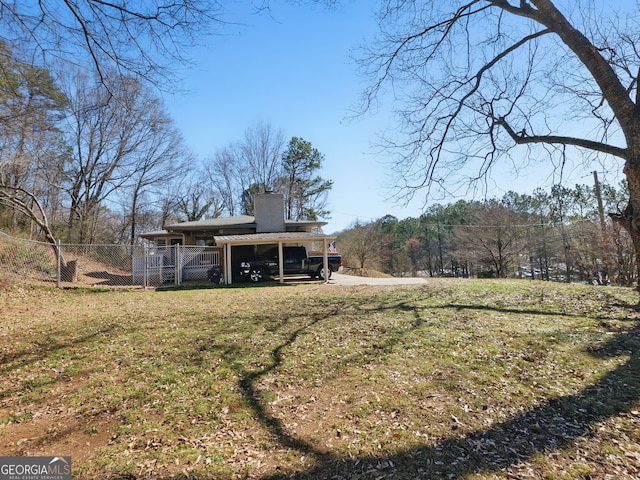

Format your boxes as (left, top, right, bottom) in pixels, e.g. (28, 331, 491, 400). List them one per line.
(56, 239, 61, 289)
(143, 244, 148, 289)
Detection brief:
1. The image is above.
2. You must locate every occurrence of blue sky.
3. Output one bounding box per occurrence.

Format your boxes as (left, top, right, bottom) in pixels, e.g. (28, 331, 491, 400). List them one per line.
(166, 1, 398, 234)
(164, 1, 624, 234)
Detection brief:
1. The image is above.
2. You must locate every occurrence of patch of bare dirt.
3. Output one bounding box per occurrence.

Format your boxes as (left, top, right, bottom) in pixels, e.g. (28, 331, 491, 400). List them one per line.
(0, 374, 118, 464)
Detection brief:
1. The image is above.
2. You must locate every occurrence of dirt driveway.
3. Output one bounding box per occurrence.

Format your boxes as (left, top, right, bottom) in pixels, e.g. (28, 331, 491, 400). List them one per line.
(329, 272, 427, 286)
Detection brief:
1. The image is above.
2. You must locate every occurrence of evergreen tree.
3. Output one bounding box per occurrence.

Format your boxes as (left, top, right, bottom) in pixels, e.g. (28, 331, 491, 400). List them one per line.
(281, 137, 333, 221)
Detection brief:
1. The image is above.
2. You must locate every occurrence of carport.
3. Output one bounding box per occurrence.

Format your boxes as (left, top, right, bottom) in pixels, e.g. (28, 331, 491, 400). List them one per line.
(214, 232, 337, 285)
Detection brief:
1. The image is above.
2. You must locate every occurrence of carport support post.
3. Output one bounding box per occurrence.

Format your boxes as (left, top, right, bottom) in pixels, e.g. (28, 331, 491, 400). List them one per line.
(225, 244, 232, 285)
(278, 241, 284, 284)
(323, 240, 329, 284)
(175, 244, 182, 286)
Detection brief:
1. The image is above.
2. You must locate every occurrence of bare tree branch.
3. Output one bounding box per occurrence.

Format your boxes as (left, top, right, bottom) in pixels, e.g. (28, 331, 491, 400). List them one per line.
(0, 1, 223, 90)
(497, 116, 629, 159)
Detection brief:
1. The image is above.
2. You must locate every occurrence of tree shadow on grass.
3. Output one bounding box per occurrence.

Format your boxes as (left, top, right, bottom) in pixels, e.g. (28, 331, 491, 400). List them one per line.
(0, 323, 118, 376)
(159, 292, 640, 480)
(260, 302, 639, 478)
(84, 270, 134, 286)
(266, 336, 639, 478)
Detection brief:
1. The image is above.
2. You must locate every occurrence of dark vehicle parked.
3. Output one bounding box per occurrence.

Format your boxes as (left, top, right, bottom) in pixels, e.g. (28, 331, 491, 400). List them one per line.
(239, 246, 342, 282)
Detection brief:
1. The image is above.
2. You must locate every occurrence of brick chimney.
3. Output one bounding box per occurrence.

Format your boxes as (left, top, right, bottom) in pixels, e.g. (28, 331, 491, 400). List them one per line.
(254, 192, 285, 233)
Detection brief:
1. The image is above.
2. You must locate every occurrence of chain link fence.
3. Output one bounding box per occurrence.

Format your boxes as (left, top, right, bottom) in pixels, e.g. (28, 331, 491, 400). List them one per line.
(0, 231, 58, 285)
(0, 231, 222, 288)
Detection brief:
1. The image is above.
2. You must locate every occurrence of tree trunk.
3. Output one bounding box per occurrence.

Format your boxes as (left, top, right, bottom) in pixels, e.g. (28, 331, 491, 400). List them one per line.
(611, 161, 640, 289)
(622, 222, 640, 290)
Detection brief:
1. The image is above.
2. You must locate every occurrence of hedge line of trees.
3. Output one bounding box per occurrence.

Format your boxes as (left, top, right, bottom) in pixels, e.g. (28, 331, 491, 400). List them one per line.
(338, 183, 633, 286)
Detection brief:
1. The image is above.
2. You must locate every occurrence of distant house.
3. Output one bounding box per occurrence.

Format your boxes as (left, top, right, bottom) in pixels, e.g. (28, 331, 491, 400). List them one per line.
(140, 193, 335, 284)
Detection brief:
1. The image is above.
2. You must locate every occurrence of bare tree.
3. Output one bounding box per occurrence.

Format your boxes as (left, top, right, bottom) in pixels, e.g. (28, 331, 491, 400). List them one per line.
(205, 144, 246, 217)
(118, 120, 191, 245)
(175, 171, 225, 222)
(338, 220, 388, 272)
(358, 1, 640, 286)
(204, 121, 286, 216)
(455, 201, 528, 278)
(62, 71, 184, 243)
(241, 121, 286, 195)
(0, 1, 221, 91)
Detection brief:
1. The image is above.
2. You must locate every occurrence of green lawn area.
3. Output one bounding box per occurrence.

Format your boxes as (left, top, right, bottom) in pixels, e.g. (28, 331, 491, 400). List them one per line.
(0, 279, 639, 479)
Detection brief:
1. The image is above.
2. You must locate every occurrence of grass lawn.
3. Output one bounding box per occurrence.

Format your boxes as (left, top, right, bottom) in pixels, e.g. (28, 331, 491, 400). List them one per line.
(0, 278, 639, 479)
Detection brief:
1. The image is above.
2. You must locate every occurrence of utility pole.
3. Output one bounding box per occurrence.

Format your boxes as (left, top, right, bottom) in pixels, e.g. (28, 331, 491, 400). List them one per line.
(593, 171, 615, 284)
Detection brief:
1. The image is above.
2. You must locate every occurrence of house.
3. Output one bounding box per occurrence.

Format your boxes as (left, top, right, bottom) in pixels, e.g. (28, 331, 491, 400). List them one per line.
(140, 193, 336, 284)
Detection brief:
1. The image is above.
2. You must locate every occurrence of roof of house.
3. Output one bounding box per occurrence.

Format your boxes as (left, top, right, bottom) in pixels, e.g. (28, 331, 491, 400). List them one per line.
(140, 215, 327, 239)
(214, 231, 335, 246)
(164, 215, 326, 231)
(164, 215, 256, 231)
